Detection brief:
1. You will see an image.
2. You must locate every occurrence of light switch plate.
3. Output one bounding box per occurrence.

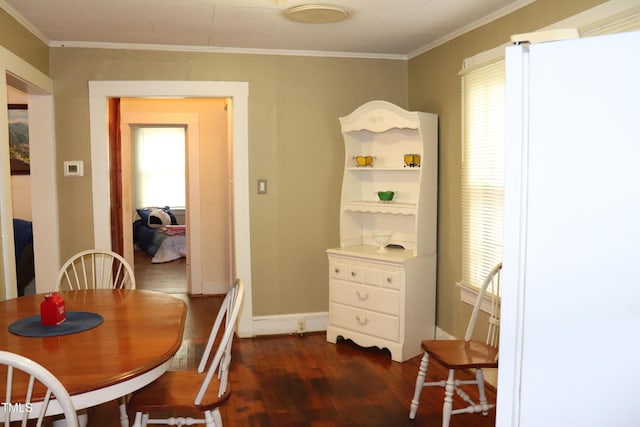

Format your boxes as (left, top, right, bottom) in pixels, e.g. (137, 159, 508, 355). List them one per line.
(257, 179, 268, 194)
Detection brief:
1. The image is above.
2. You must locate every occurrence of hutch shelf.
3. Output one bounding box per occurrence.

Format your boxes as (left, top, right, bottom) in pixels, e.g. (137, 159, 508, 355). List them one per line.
(326, 100, 438, 362)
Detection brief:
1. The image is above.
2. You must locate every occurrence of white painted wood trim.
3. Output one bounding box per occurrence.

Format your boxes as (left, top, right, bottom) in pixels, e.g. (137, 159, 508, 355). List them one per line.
(435, 326, 456, 341)
(252, 312, 329, 336)
(88, 80, 253, 337)
(48, 40, 407, 61)
(0, 64, 15, 299)
(252, 312, 452, 341)
(119, 112, 201, 294)
(457, 281, 499, 315)
(0, 46, 59, 299)
(27, 94, 60, 293)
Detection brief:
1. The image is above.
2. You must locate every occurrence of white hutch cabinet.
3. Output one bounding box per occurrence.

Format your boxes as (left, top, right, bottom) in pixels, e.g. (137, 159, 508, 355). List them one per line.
(326, 100, 438, 362)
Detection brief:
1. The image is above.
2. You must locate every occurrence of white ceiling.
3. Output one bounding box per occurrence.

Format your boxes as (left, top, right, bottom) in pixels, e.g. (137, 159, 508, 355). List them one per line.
(2, 0, 532, 58)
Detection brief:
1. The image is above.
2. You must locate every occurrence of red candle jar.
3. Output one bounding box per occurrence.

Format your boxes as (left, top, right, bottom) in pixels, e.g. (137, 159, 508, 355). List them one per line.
(40, 292, 66, 326)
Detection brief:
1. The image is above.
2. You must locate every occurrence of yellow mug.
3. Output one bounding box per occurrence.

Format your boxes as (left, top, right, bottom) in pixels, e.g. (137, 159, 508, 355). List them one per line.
(354, 155, 374, 167)
(404, 154, 420, 168)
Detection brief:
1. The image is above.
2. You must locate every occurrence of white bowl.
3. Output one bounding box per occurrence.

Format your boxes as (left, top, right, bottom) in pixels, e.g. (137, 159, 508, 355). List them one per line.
(372, 232, 392, 251)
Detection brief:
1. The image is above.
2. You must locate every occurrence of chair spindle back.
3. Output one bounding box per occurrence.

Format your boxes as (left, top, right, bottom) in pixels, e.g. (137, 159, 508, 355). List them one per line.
(463, 262, 502, 348)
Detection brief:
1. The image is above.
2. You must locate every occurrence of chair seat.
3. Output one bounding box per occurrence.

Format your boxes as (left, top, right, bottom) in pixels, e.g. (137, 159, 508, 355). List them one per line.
(128, 370, 231, 413)
(421, 339, 498, 370)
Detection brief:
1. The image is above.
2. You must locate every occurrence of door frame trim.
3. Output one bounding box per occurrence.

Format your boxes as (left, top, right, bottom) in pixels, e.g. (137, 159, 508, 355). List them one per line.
(88, 80, 253, 337)
(1, 47, 59, 299)
(120, 113, 200, 295)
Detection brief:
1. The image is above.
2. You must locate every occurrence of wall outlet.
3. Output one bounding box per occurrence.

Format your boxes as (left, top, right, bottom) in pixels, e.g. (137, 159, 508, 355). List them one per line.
(296, 319, 306, 334)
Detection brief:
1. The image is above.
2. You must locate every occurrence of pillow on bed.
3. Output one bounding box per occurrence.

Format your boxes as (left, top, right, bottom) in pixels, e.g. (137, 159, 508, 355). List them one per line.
(136, 206, 178, 226)
(147, 209, 171, 228)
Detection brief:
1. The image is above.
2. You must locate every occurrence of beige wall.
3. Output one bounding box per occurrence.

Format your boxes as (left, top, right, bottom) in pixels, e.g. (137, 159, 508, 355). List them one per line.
(0, 9, 48, 75)
(408, 0, 608, 338)
(49, 48, 408, 315)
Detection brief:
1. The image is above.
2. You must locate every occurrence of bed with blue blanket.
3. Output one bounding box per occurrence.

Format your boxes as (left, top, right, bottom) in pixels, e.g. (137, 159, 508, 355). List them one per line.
(133, 207, 187, 264)
(13, 218, 35, 296)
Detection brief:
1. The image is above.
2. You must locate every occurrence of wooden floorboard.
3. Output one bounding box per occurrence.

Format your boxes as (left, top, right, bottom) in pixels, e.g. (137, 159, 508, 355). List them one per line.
(221, 333, 496, 427)
(83, 257, 496, 426)
(133, 248, 187, 294)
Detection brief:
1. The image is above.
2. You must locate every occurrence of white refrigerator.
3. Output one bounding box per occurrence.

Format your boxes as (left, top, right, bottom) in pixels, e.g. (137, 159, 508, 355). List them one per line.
(498, 30, 640, 427)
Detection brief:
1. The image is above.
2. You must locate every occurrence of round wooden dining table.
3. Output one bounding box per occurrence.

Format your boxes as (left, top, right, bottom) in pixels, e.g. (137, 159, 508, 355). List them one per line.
(0, 289, 187, 420)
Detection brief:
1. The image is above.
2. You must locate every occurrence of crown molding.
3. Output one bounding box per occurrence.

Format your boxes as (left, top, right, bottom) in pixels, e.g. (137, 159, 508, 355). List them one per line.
(49, 40, 408, 60)
(407, 0, 536, 59)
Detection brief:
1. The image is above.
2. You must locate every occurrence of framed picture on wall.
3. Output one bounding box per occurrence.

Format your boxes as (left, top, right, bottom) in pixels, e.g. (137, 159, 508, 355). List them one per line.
(8, 104, 30, 175)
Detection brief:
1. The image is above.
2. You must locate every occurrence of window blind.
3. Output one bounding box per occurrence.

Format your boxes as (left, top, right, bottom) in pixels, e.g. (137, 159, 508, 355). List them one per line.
(458, 5, 640, 293)
(460, 60, 505, 289)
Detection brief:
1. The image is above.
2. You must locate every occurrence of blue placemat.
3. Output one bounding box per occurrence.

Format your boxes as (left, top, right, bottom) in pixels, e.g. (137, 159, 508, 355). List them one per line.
(8, 311, 104, 337)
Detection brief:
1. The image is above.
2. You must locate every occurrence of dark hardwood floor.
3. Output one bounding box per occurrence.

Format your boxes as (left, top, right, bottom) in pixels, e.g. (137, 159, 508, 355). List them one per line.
(84, 256, 496, 426)
(133, 248, 188, 294)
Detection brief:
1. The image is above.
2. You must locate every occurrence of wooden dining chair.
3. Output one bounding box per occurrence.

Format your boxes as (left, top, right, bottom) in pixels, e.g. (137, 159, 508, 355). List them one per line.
(409, 262, 502, 427)
(56, 248, 135, 426)
(129, 278, 245, 427)
(56, 249, 136, 290)
(0, 350, 79, 427)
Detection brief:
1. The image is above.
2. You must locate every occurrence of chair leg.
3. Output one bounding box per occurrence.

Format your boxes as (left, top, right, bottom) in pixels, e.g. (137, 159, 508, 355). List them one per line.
(475, 368, 490, 415)
(205, 409, 216, 427)
(119, 396, 129, 427)
(132, 412, 143, 427)
(409, 351, 429, 419)
(212, 408, 223, 426)
(442, 369, 455, 427)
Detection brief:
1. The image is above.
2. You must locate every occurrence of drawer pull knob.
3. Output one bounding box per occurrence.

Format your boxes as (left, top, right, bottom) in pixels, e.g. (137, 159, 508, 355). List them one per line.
(334, 268, 340, 274)
(351, 271, 357, 277)
(386, 277, 393, 283)
(355, 315, 369, 326)
(356, 291, 370, 301)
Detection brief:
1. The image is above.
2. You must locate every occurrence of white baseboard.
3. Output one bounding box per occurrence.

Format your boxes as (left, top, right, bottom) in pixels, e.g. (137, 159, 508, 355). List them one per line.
(252, 312, 329, 336)
(201, 281, 230, 295)
(435, 326, 456, 340)
(251, 313, 454, 341)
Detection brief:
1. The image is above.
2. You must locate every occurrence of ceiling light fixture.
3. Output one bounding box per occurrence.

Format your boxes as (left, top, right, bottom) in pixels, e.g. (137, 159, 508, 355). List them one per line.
(284, 4, 350, 24)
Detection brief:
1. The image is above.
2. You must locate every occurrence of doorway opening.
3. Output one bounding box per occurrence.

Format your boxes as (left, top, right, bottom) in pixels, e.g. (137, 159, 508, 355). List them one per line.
(88, 80, 254, 337)
(112, 97, 230, 295)
(131, 125, 188, 294)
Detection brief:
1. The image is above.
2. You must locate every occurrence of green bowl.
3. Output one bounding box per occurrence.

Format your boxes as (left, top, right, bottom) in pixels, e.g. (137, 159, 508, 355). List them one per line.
(377, 191, 395, 202)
